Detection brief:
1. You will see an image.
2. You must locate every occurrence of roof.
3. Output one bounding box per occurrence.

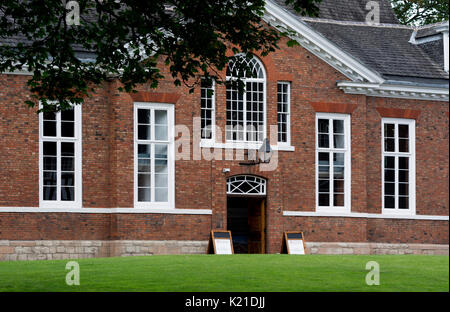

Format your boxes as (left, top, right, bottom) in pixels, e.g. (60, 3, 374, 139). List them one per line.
(272, 0, 448, 82)
(304, 20, 448, 80)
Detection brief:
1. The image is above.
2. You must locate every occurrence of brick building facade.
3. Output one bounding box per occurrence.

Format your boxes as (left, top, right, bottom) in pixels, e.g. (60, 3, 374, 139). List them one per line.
(0, 0, 448, 260)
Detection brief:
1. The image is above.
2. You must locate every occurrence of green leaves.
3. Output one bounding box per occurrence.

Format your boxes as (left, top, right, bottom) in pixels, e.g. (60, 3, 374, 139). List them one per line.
(0, 0, 322, 112)
(391, 0, 449, 26)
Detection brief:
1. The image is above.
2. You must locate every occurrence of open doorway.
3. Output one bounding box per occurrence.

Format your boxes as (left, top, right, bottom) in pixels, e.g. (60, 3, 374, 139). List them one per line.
(227, 196, 266, 254)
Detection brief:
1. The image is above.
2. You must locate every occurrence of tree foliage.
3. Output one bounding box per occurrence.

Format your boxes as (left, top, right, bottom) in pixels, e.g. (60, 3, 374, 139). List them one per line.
(0, 0, 321, 112)
(391, 0, 449, 26)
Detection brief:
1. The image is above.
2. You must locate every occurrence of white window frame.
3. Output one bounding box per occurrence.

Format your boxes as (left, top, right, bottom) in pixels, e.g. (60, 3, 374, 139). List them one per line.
(381, 118, 416, 215)
(277, 81, 291, 147)
(200, 80, 216, 142)
(225, 55, 267, 144)
(315, 113, 351, 213)
(39, 105, 82, 208)
(134, 102, 175, 209)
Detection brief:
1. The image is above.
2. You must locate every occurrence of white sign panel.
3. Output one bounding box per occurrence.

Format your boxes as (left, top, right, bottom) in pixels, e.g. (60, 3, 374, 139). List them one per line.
(287, 239, 305, 255)
(214, 238, 233, 255)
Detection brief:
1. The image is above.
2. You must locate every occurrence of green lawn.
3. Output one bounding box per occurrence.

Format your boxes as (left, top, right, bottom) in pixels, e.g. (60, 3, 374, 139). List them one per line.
(0, 255, 448, 292)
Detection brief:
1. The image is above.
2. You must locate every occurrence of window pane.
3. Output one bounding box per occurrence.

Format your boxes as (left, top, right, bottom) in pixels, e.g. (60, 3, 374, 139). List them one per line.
(138, 188, 151, 202)
(318, 166, 329, 179)
(138, 159, 151, 172)
(384, 124, 395, 137)
(155, 159, 168, 173)
(399, 170, 409, 183)
(138, 109, 150, 124)
(398, 124, 409, 138)
(43, 172, 57, 186)
(334, 167, 344, 180)
(155, 110, 167, 125)
(399, 183, 409, 196)
(138, 125, 151, 140)
(333, 153, 344, 166)
(318, 134, 329, 148)
(333, 135, 345, 148)
(138, 174, 151, 187)
(61, 172, 74, 186)
(138, 144, 151, 158)
(155, 144, 168, 159)
(44, 157, 57, 171)
(319, 180, 329, 192)
(384, 169, 395, 182)
(384, 138, 395, 152)
(319, 152, 329, 165)
(333, 194, 344, 206)
(43, 121, 57, 136)
(61, 187, 74, 201)
(155, 125, 168, 141)
(319, 194, 329, 206)
(61, 157, 74, 171)
(399, 196, 409, 209)
(43, 112, 56, 120)
(333, 120, 344, 134)
(385, 182, 395, 195)
(384, 196, 395, 208)
(61, 122, 74, 137)
(43, 186, 56, 201)
(399, 157, 409, 170)
(43, 142, 57, 156)
(318, 119, 329, 133)
(399, 139, 409, 152)
(155, 188, 168, 202)
(155, 173, 168, 187)
(384, 156, 395, 169)
(61, 109, 74, 121)
(334, 180, 344, 193)
(61, 142, 74, 156)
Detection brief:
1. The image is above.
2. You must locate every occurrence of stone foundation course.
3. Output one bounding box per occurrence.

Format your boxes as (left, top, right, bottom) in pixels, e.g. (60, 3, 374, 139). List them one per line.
(0, 240, 448, 261)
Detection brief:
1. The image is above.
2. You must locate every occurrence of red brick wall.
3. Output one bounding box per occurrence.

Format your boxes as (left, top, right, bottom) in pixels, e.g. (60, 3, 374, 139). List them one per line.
(0, 37, 448, 251)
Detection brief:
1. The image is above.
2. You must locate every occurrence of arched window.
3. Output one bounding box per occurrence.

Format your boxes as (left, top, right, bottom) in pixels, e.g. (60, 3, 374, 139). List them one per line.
(227, 175, 267, 196)
(226, 54, 266, 143)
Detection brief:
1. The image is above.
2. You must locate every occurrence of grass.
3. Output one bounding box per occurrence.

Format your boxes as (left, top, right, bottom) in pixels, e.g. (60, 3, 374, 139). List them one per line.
(0, 255, 448, 292)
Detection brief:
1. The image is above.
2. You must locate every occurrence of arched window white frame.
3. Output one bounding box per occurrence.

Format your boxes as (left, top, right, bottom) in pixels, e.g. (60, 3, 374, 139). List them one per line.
(227, 175, 267, 196)
(226, 54, 266, 143)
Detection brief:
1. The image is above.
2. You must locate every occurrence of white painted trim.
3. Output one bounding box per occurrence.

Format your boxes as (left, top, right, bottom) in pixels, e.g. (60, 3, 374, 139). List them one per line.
(264, 0, 385, 83)
(337, 81, 449, 102)
(277, 81, 291, 147)
(134, 102, 175, 209)
(225, 54, 267, 144)
(199, 140, 295, 151)
(39, 105, 82, 209)
(381, 118, 416, 215)
(0, 207, 212, 215)
(315, 113, 351, 213)
(283, 210, 449, 221)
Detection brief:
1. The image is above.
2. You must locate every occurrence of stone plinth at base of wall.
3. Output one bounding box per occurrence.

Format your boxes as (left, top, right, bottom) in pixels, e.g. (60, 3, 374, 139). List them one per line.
(305, 242, 449, 255)
(0, 240, 209, 261)
(0, 240, 448, 261)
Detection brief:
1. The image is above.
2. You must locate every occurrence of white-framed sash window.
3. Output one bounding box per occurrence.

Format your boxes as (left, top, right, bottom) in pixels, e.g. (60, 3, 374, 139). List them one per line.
(200, 80, 215, 141)
(39, 105, 82, 208)
(382, 118, 416, 215)
(277, 81, 291, 146)
(315, 113, 351, 213)
(226, 54, 267, 143)
(134, 102, 175, 209)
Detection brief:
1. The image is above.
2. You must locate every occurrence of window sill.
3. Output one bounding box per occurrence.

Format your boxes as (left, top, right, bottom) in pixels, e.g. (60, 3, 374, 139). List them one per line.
(283, 210, 448, 221)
